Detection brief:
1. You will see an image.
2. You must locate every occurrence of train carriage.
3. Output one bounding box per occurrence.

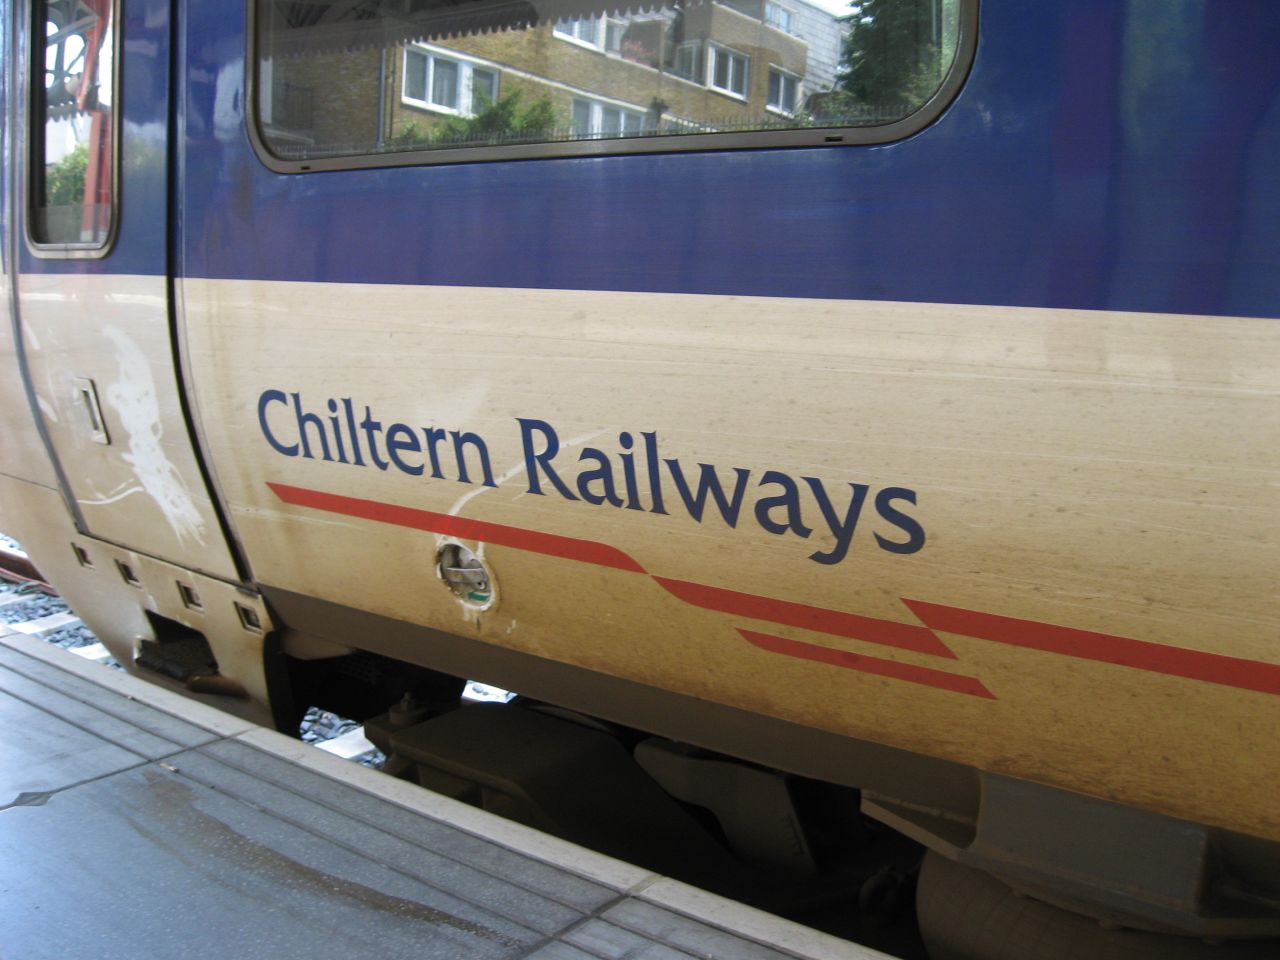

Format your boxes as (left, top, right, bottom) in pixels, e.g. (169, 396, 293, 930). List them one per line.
(2, 1, 1278, 956)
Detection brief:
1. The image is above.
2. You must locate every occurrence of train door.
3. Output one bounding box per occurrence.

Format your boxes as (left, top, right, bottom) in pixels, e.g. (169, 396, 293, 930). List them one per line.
(13, 0, 242, 582)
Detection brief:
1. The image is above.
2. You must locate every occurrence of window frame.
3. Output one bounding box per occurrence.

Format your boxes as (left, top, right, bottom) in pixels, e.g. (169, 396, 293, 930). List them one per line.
(706, 43, 749, 100)
(402, 44, 500, 119)
(470, 66, 498, 113)
(571, 96, 646, 138)
(670, 39, 703, 82)
(553, 15, 625, 54)
(246, 0, 980, 172)
(766, 66, 799, 116)
(764, 2, 793, 35)
(26, 0, 122, 259)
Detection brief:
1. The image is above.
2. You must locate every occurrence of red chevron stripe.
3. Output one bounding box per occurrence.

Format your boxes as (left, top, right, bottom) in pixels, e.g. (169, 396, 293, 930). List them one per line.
(904, 599, 1280, 697)
(267, 482, 951, 659)
(739, 629, 996, 699)
(267, 483, 1280, 700)
(266, 482, 647, 573)
(656, 577, 955, 659)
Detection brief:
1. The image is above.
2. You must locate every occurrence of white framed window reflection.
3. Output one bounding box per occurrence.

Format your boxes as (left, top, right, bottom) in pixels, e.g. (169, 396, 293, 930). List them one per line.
(554, 15, 625, 54)
(403, 45, 498, 116)
(764, 2, 793, 34)
(767, 67, 799, 115)
(708, 44, 749, 100)
(571, 97, 645, 137)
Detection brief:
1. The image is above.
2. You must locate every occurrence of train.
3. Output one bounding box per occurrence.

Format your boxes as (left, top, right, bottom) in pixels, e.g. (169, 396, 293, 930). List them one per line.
(2, 0, 1278, 956)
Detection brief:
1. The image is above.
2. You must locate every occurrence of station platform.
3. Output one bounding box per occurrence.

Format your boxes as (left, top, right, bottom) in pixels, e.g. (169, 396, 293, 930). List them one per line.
(0, 629, 891, 960)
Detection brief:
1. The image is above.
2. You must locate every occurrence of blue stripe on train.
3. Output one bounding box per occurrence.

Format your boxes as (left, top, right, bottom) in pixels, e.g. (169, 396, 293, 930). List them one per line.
(34, 0, 1280, 323)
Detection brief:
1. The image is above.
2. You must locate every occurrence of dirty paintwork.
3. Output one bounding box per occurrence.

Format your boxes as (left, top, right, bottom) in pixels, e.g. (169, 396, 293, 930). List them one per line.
(15, 274, 237, 580)
(1, 0, 1278, 932)
(182, 279, 1280, 843)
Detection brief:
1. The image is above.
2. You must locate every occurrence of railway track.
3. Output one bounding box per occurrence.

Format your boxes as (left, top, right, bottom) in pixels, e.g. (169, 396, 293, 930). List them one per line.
(0, 540, 52, 593)
(0, 590, 114, 663)
(0, 545, 114, 666)
(0, 536, 391, 761)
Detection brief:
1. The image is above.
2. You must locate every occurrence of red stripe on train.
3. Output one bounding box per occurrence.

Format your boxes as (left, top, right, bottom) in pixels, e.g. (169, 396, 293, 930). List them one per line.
(266, 482, 647, 573)
(903, 599, 1280, 697)
(267, 482, 1280, 699)
(656, 578, 955, 659)
(267, 482, 955, 660)
(738, 630, 995, 699)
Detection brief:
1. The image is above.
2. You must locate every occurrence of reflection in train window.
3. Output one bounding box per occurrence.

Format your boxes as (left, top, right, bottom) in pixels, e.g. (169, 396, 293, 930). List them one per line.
(403, 46, 499, 117)
(764, 2, 793, 34)
(767, 67, 800, 114)
(31, 0, 116, 248)
(253, 0, 964, 163)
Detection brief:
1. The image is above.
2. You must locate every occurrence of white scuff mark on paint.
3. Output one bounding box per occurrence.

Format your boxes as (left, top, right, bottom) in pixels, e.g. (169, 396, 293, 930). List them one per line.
(443, 427, 606, 563)
(252, 510, 353, 529)
(447, 460, 525, 522)
(440, 429, 604, 628)
(80, 481, 146, 506)
(101, 326, 207, 547)
(21, 321, 42, 351)
(37, 396, 59, 422)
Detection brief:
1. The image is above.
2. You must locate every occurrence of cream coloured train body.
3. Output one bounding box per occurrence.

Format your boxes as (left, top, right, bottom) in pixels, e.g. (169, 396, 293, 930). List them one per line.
(2, 0, 1278, 953)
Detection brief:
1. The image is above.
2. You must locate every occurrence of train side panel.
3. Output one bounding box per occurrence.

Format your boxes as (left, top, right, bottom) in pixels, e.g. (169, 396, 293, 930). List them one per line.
(13, 0, 242, 583)
(175, 0, 1280, 844)
(0, 0, 1275, 943)
(183, 279, 1280, 839)
(2, 0, 275, 714)
(1, 0, 57, 489)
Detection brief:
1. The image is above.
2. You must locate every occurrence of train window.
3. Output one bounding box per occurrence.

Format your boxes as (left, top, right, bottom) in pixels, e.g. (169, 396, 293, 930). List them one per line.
(251, 0, 975, 170)
(29, 0, 117, 252)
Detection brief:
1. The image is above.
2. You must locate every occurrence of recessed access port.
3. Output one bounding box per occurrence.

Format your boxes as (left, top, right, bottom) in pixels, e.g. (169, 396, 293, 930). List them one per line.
(176, 581, 202, 611)
(235, 602, 263, 633)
